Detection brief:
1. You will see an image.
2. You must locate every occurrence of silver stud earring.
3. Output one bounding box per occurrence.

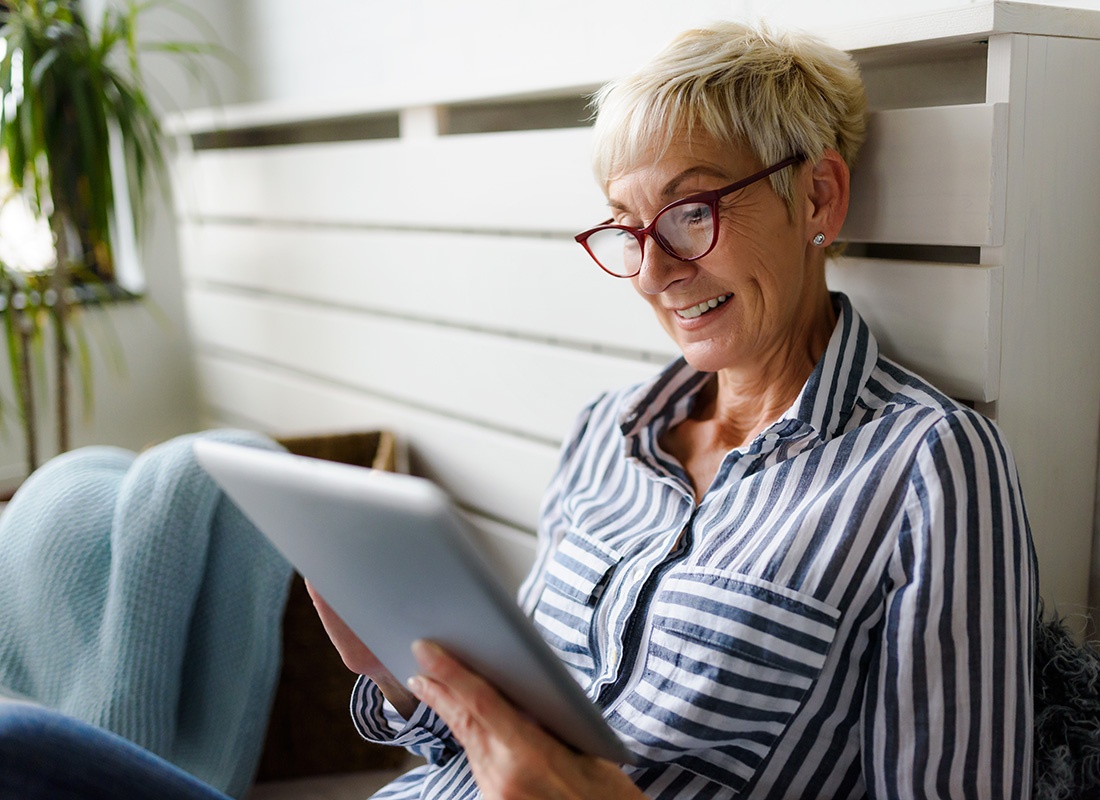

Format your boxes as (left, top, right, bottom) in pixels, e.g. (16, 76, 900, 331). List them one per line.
(812, 233, 826, 246)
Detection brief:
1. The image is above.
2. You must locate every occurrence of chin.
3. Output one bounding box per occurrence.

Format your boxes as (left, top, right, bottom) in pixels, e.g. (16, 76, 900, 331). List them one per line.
(675, 341, 742, 374)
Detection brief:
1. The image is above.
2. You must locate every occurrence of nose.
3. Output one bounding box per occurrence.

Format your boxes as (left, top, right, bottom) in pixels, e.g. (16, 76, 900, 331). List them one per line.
(633, 235, 693, 295)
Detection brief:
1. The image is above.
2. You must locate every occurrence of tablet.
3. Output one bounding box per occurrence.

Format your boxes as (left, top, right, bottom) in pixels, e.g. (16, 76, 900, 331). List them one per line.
(193, 439, 632, 764)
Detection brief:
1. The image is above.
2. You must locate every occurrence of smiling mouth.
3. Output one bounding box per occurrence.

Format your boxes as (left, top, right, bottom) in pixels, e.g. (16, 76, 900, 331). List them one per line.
(675, 294, 730, 320)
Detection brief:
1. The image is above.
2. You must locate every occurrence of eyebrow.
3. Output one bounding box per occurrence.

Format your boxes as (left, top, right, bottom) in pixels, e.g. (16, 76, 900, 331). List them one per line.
(607, 164, 733, 213)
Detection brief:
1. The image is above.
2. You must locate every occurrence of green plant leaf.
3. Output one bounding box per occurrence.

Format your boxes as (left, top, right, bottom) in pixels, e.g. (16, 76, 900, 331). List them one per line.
(0, 0, 221, 463)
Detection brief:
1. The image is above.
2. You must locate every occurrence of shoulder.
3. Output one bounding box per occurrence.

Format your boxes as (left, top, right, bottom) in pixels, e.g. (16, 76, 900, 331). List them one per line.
(845, 354, 1022, 493)
(877, 389, 1028, 540)
(910, 405, 1022, 500)
(851, 355, 998, 443)
(557, 384, 631, 457)
(852, 364, 1033, 576)
(561, 356, 699, 452)
(855, 353, 963, 421)
(546, 380, 643, 494)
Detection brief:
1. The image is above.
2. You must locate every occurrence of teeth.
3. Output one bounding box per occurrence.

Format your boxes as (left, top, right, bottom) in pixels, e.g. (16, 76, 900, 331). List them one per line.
(676, 294, 729, 320)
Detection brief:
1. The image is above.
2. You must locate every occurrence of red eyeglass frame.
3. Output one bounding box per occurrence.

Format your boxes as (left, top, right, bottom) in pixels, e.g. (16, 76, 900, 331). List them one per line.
(574, 154, 805, 278)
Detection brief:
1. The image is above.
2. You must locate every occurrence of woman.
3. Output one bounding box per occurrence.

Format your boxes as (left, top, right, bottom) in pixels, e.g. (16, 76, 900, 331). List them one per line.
(315, 20, 1036, 800)
(0, 20, 1036, 800)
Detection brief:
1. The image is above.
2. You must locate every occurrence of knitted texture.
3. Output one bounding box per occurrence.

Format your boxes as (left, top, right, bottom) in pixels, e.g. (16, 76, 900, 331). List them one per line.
(0, 429, 293, 798)
(1033, 605, 1100, 800)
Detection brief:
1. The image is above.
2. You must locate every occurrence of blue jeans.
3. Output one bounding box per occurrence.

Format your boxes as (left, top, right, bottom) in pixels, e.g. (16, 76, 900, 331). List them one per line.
(0, 702, 230, 800)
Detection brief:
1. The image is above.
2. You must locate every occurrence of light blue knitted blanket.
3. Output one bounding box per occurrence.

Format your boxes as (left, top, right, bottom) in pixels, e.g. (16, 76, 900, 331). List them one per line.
(0, 429, 294, 798)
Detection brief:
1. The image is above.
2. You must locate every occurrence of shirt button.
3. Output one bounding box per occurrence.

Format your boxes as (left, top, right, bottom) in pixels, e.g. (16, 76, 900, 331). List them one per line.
(631, 567, 647, 583)
(764, 432, 780, 444)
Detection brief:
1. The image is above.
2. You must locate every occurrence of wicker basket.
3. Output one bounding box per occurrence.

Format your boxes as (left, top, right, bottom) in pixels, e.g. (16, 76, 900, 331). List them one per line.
(255, 431, 409, 781)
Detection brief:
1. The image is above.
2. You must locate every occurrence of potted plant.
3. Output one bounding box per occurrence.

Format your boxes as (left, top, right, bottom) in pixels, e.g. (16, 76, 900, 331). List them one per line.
(0, 0, 214, 473)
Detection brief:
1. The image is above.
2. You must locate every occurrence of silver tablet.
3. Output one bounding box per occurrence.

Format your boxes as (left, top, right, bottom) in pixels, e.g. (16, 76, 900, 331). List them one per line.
(193, 439, 632, 764)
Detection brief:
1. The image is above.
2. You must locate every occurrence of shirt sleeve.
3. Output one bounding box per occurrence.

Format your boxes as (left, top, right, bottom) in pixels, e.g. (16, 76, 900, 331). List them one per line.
(863, 410, 1037, 798)
(349, 674, 460, 765)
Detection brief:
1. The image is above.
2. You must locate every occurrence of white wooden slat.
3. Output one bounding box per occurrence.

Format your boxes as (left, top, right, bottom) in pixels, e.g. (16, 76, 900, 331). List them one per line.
(186, 105, 1008, 247)
(825, 1, 1100, 53)
(196, 354, 559, 530)
(184, 127, 606, 234)
(826, 257, 1002, 402)
(184, 222, 676, 359)
(843, 103, 1008, 247)
(186, 288, 658, 444)
(166, 2, 1100, 141)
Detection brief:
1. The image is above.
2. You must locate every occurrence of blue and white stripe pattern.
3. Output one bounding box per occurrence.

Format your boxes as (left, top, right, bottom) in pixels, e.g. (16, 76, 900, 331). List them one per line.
(352, 293, 1036, 799)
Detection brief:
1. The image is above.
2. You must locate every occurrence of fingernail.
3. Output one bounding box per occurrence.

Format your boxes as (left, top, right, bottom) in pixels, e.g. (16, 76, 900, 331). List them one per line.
(406, 675, 425, 695)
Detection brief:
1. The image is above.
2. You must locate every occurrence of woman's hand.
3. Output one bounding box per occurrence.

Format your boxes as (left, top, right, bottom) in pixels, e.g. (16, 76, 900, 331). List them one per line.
(305, 580, 419, 719)
(408, 640, 643, 800)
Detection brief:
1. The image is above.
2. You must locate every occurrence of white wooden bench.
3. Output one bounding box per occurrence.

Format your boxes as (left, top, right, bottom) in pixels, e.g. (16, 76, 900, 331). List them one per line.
(171, 0, 1100, 631)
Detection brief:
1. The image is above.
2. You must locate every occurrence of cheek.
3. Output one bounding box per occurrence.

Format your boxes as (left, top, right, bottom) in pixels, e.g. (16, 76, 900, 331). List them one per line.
(740, 222, 808, 299)
(716, 209, 793, 280)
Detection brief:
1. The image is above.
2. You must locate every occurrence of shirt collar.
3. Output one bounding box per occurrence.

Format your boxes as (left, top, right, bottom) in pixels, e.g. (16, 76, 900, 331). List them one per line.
(619, 292, 879, 446)
(789, 292, 879, 440)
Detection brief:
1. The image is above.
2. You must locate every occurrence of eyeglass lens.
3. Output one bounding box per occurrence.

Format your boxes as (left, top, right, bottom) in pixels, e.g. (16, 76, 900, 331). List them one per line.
(584, 201, 715, 277)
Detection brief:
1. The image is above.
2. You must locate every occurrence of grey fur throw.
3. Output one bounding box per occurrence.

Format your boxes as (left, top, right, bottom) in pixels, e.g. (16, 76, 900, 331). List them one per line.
(1033, 606, 1100, 799)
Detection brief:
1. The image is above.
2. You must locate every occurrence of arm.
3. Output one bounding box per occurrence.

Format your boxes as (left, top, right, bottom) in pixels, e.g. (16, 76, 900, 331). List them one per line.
(864, 412, 1036, 798)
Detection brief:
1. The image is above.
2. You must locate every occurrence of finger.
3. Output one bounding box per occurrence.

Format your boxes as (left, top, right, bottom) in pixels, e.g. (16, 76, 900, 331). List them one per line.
(305, 582, 361, 649)
(408, 643, 640, 798)
(408, 641, 530, 748)
(305, 582, 380, 673)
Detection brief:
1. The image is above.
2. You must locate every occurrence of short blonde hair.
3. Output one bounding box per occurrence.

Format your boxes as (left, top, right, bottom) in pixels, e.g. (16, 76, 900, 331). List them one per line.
(590, 22, 868, 214)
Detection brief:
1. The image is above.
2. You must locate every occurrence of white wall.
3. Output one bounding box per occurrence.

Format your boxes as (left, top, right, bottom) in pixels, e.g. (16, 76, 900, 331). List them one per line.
(232, 0, 1100, 104)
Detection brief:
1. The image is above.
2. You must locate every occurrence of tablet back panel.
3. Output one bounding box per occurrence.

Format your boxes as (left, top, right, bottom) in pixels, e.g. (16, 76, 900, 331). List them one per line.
(193, 440, 631, 763)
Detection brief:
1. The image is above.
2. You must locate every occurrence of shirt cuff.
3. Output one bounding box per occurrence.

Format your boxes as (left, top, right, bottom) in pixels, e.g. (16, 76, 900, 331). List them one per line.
(350, 674, 454, 749)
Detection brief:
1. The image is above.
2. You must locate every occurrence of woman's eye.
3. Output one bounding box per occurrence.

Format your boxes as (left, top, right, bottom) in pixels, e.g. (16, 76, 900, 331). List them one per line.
(681, 205, 711, 226)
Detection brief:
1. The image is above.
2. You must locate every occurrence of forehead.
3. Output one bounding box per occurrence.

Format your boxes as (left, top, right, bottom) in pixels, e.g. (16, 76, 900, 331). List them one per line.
(605, 133, 754, 204)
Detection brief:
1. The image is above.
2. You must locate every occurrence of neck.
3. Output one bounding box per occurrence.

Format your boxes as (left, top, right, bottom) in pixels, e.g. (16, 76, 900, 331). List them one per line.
(702, 290, 836, 449)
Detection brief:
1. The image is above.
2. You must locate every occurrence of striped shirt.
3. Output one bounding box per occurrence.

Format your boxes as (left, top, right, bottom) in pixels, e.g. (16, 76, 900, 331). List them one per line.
(352, 293, 1037, 799)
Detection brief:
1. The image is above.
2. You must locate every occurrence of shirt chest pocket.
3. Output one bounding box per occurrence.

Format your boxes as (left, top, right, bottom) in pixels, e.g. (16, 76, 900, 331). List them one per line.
(608, 571, 840, 792)
(532, 530, 622, 680)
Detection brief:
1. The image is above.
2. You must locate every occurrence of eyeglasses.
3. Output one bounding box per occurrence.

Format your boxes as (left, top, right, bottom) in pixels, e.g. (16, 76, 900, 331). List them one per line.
(574, 155, 804, 278)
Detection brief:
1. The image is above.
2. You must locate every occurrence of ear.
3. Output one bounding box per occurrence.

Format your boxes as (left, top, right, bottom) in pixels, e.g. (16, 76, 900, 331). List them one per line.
(804, 148, 850, 247)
